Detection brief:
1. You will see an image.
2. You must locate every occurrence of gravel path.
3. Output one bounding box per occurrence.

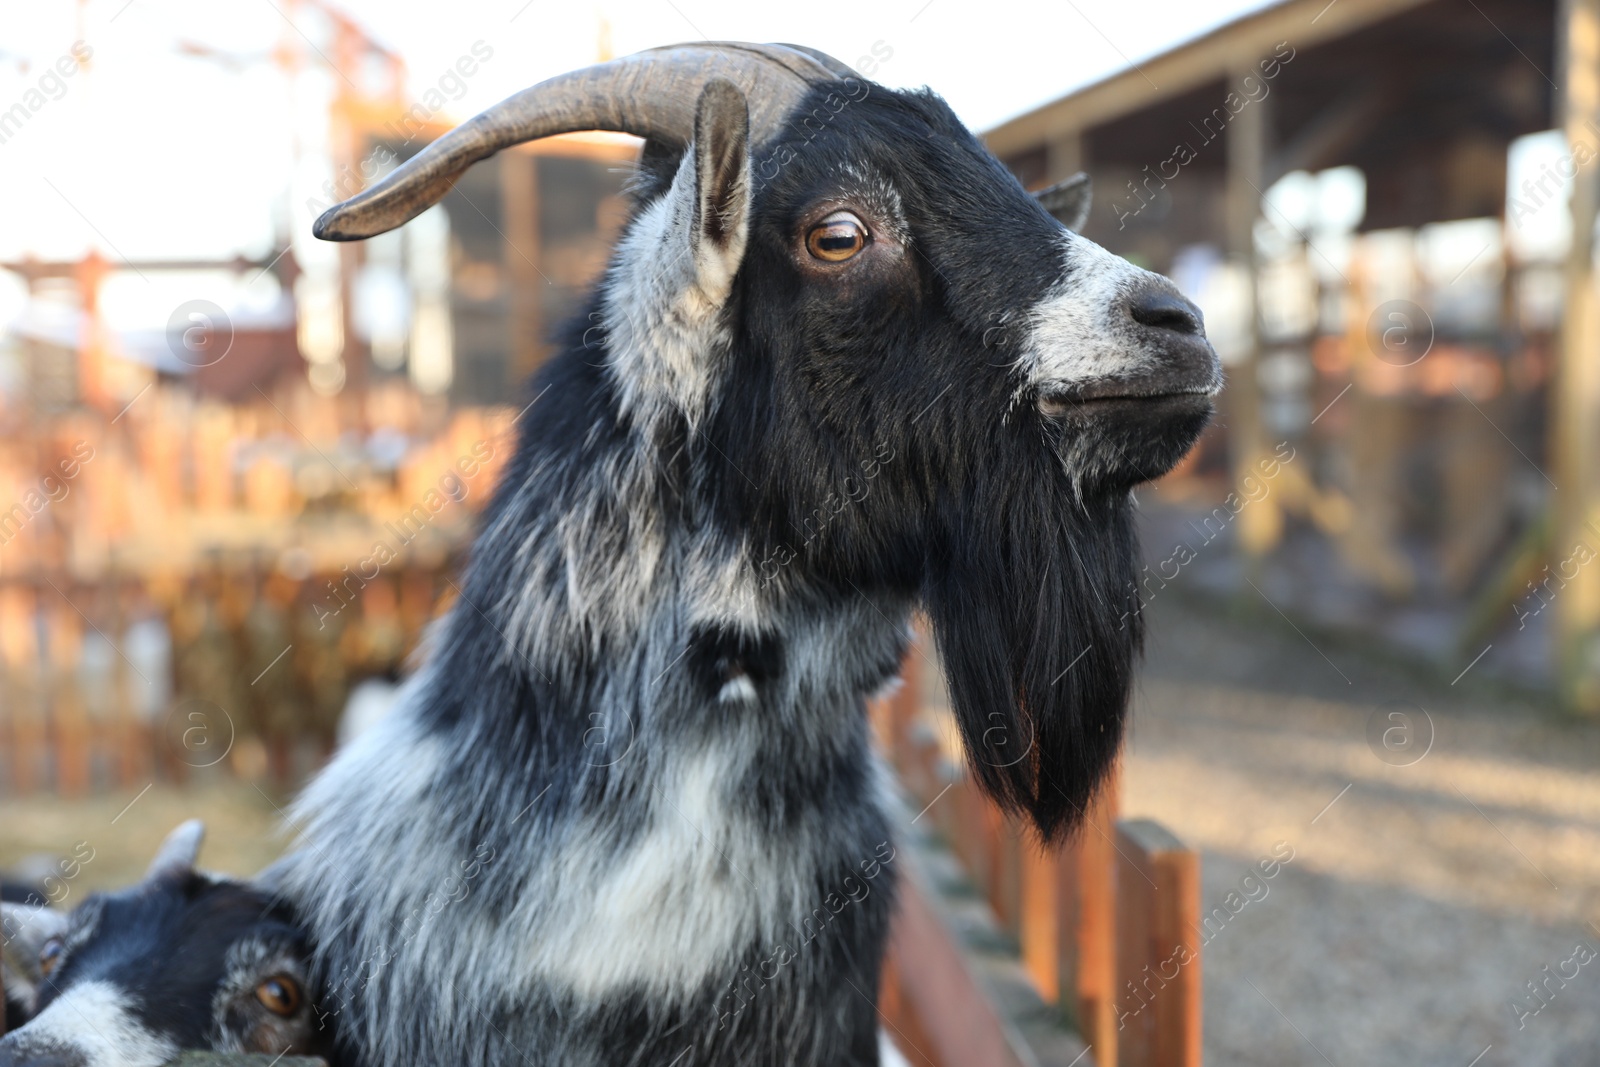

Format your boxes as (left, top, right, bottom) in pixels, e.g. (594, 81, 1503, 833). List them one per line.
(1124, 589, 1600, 1067)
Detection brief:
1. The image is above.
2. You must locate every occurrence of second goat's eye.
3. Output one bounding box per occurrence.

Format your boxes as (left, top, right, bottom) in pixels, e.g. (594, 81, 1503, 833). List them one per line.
(39, 937, 64, 976)
(256, 975, 303, 1016)
(806, 211, 868, 262)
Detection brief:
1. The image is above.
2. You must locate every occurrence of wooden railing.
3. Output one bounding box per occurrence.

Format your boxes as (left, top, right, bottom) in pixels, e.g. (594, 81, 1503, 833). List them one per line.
(3, 641, 1201, 1067)
(874, 646, 1202, 1067)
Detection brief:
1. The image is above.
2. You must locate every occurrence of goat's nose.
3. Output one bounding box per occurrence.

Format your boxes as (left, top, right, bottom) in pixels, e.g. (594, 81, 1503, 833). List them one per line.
(1128, 285, 1205, 337)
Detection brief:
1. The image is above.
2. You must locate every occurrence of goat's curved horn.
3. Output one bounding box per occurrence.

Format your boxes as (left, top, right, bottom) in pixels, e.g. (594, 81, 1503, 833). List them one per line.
(771, 42, 860, 79)
(315, 42, 848, 242)
(146, 819, 205, 879)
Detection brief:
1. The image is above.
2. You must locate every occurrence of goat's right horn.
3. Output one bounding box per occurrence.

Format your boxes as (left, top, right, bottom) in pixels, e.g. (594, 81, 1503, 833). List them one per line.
(314, 42, 849, 242)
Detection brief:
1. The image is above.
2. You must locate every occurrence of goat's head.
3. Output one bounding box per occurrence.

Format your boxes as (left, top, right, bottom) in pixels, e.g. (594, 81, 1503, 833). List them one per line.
(0, 822, 331, 1067)
(315, 44, 1221, 841)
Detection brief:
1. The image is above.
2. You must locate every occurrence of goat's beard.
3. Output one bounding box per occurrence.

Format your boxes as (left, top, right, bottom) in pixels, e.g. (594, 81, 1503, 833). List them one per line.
(924, 477, 1141, 844)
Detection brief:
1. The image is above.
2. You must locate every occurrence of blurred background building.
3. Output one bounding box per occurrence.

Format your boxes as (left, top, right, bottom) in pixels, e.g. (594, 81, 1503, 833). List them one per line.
(988, 0, 1600, 710)
(0, 1, 640, 794)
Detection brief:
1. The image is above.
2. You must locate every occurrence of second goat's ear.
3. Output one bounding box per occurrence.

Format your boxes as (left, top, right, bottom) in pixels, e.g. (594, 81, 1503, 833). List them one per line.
(691, 78, 751, 306)
(145, 819, 205, 880)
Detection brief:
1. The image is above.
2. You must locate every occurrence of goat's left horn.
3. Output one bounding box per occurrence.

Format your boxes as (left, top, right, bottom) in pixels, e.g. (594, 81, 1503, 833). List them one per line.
(314, 42, 850, 241)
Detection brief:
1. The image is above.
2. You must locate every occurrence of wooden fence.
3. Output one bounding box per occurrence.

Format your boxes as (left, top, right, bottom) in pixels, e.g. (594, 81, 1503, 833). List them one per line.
(2, 635, 1201, 1067)
(0, 558, 459, 797)
(874, 646, 1202, 1067)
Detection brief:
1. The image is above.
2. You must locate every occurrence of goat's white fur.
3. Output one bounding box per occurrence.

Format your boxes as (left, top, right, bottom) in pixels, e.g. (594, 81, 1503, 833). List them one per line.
(1022, 232, 1163, 393)
(3, 981, 179, 1067)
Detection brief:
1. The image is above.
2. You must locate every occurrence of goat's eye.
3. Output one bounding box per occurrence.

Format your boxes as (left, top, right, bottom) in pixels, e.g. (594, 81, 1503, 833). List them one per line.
(806, 211, 868, 262)
(255, 975, 303, 1016)
(38, 937, 64, 976)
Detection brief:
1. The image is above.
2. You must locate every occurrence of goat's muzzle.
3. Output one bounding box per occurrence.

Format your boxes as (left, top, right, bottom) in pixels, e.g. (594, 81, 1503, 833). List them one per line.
(1037, 279, 1219, 431)
(1123, 281, 1220, 397)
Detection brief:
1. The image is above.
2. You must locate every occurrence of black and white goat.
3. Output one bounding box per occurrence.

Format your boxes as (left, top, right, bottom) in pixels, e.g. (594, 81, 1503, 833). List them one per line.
(273, 42, 1220, 1067)
(0, 823, 332, 1067)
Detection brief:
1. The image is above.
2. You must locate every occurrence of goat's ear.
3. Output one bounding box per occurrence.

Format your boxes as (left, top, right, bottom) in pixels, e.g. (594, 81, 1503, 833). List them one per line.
(690, 78, 751, 306)
(145, 819, 205, 880)
(1035, 172, 1091, 231)
(1, 902, 68, 990)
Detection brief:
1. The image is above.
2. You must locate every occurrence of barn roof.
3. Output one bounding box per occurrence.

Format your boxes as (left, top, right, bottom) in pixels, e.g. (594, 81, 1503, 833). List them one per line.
(984, 0, 1558, 237)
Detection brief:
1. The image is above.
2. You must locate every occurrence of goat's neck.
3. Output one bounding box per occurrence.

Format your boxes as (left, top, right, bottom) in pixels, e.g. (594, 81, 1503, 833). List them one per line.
(279, 358, 908, 1065)
(447, 389, 912, 786)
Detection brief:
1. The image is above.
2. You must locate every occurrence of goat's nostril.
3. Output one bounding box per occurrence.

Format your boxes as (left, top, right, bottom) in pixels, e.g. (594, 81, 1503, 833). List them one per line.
(1128, 288, 1204, 337)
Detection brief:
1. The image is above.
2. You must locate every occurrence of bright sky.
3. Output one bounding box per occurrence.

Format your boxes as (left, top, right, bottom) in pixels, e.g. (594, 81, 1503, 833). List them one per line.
(0, 0, 1277, 325)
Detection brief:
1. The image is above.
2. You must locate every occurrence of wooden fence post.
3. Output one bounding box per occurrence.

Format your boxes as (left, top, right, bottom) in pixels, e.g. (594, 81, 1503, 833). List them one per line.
(1554, 0, 1600, 713)
(1113, 819, 1202, 1067)
(893, 645, 922, 744)
(1058, 774, 1120, 1065)
(1018, 834, 1058, 1003)
(879, 628, 1202, 1064)
(985, 808, 1021, 935)
(886, 874, 1001, 1067)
